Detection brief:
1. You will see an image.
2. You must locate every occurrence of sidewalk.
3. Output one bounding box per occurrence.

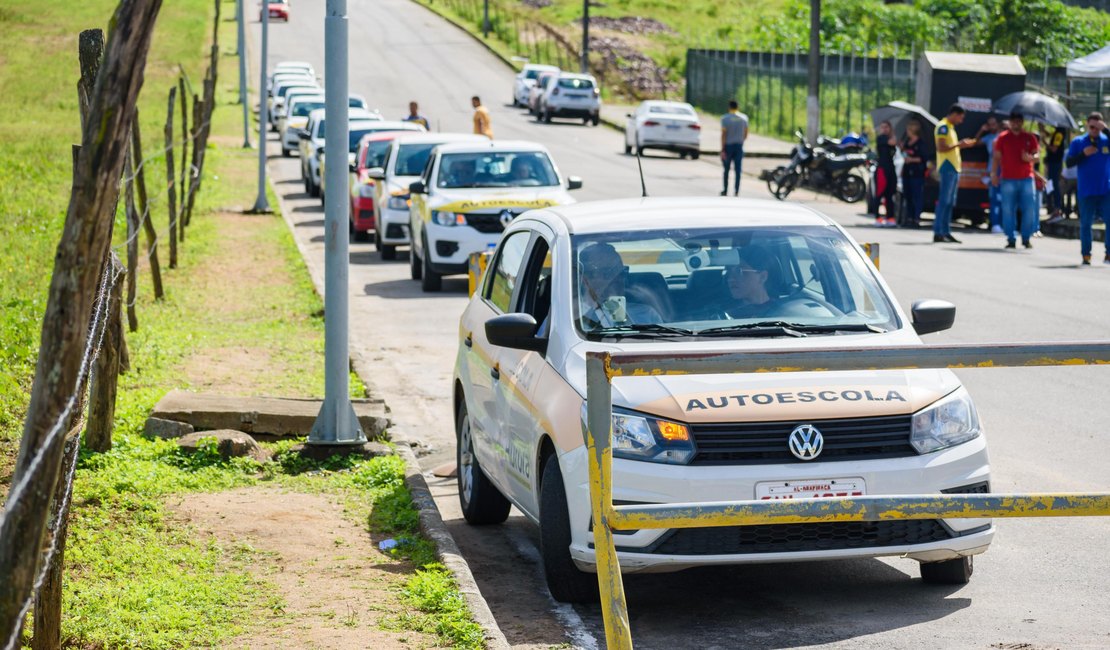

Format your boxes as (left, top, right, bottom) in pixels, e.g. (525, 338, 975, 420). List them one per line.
(599, 103, 793, 159)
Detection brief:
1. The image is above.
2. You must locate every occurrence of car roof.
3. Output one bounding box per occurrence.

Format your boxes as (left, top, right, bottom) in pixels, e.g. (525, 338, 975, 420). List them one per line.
(522, 64, 559, 72)
(274, 61, 312, 70)
(307, 107, 379, 121)
(353, 120, 424, 131)
(391, 132, 489, 146)
(643, 100, 694, 109)
(556, 72, 596, 81)
(359, 130, 412, 144)
(433, 140, 550, 155)
(537, 198, 836, 235)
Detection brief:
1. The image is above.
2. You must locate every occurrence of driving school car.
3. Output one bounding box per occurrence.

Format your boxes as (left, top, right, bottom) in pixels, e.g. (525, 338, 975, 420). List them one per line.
(453, 197, 992, 603)
(407, 140, 582, 292)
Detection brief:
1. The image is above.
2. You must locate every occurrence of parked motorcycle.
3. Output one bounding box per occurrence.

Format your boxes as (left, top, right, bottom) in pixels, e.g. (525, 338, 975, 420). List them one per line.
(764, 131, 873, 203)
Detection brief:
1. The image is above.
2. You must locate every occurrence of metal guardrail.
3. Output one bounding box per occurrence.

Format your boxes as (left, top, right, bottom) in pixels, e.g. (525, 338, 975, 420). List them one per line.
(583, 343, 1110, 650)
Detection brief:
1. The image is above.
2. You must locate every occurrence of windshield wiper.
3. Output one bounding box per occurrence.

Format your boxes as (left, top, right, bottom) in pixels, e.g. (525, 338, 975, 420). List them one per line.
(694, 321, 807, 338)
(590, 323, 697, 339)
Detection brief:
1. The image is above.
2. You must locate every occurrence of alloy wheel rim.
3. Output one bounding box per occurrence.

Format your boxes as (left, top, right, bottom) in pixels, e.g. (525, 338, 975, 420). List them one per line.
(459, 417, 474, 505)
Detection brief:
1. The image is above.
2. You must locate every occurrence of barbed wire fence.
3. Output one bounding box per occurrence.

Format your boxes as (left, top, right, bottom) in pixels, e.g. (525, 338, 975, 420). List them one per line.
(0, 0, 225, 646)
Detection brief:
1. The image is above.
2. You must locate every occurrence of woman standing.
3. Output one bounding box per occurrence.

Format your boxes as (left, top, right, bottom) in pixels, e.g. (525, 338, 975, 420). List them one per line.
(900, 120, 926, 228)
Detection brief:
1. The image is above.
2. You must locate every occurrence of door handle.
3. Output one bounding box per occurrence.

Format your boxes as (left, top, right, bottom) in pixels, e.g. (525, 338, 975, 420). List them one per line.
(464, 333, 473, 348)
(490, 364, 500, 380)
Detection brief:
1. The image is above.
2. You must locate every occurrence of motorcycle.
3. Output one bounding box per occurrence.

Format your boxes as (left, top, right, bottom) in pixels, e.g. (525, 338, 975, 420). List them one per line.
(764, 131, 873, 203)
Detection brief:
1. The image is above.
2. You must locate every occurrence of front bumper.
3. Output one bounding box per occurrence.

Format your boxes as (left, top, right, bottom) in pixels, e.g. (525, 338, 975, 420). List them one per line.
(547, 104, 600, 119)
(425, 221, 498, 276)
(379, 205, 411, 245)
(559, 434, 992, 573)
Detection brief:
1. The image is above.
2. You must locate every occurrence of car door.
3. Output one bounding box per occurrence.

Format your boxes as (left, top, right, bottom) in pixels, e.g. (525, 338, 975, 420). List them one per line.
(492, 229, 555, 515)
(463, 229, 534, 488)
(409, 152, 436, 259)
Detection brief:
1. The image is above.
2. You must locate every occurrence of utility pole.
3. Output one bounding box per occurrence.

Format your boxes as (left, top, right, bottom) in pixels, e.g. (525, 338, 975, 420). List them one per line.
(806, 0, 821, 145)
(251, 0, 270, 212)
(482, 0, 490, 38)
(310, 0, 365, 446)
(237, 0, 249, 148)
(580, 0, 589, 74)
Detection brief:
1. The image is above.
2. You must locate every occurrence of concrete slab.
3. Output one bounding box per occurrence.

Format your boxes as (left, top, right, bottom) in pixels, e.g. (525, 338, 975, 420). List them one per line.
(151, 390, 391, 439)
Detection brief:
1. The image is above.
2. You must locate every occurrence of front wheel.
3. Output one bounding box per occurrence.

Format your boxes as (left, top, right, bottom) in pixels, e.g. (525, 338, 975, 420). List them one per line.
(591, 115, 599, 126)
(409, 237, 423, 280)
(920, 556, 973, 585)
(456, 403, 511, 525)
(421, 235, 442, 292)
(540, 454, 600, 603)
(836, 173, 867, 203)
(768, 167, 798, 200)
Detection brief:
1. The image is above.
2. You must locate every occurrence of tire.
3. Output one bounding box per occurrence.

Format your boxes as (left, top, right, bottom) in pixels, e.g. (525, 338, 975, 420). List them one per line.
(309, 176, 320, 199)
(421, 235, 442, 292)
(591, 116, 599, 126)
(768, 167, 797, 200)
(381, 243, 396, 260)
(281, 147, 291, 158)
(543, 108, 552, 124)
(691, 151, 700, 160)
(624, 143, 632, 155)
(409, 238, 423, 280)
(836, 174, 867, 203)
(540, 454, 600, 604)
(920, 556, 973, 585)
(456, 402, 511, 525)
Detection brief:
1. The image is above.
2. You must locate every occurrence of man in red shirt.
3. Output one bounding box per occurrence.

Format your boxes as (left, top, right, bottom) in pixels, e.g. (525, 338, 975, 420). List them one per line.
(991, 112, 1041, 249)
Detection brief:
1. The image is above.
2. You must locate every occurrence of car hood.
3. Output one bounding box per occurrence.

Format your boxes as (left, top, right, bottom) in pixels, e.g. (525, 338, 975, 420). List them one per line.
(285, 116, 309, 129)
(428, 186, 575, 212)
(561, 330, 961, 422)
(387, 178, 418, 196)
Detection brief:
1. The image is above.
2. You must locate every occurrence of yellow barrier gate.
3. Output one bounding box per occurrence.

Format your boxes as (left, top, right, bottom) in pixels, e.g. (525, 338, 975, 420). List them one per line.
(583, 342, 1110, 649)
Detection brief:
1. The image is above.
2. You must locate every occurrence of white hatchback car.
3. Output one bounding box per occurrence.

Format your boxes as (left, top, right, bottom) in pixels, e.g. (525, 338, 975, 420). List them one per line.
(452, 197, 992, 603)
(624, 100, 702, 159)
(513, 63, 559, 108)
(536, 72, 601, 125)
(408, 141, 582, 291)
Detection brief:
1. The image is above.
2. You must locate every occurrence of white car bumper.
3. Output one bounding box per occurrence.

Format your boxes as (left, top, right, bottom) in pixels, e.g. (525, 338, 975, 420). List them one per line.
(379, 204, 411, 245)
(424, 221, 498, 275)
(559, 434, 993, 574)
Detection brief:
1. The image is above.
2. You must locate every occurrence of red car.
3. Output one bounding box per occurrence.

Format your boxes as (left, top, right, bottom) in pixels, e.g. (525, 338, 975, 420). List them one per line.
(261, 0, 289, 22)
(349, 132, 404, 242)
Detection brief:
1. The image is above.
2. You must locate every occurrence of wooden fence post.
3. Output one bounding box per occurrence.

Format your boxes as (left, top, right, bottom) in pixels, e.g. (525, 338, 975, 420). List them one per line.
(131, 114, 164, 301)
(184, 94, 201, 227)
(124, 146, 139, 332)
(0, 2, 164, 643)
(178, 76, 188, 241)
(84, 252, 125, 453)
(165, 85, 177, 268)
(30, 433, 80, 650)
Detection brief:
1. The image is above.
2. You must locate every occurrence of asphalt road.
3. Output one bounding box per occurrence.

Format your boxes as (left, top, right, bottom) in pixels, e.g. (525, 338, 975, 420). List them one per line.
(254, 2, 1110, 648)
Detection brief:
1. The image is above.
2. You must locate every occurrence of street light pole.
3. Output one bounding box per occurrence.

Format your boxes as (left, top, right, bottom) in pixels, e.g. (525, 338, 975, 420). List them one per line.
(482, 0, 490, 38)
(581, 0, 589, 74)
(310, 0, 364, 446)
(806, 0, 821, 146)
(251, 0, 270, 212)
(237, 0, 249, 148)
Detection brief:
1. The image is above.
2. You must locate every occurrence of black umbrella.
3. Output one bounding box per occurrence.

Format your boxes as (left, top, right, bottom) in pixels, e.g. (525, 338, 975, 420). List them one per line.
(870, 101, 939, 141)
(992, 91, 1078, 129)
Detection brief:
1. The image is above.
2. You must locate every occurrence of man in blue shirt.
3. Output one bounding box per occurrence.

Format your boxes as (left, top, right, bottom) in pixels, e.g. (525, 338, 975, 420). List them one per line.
(1065, 112, 1110, 265)
(403, 101, 429, 130)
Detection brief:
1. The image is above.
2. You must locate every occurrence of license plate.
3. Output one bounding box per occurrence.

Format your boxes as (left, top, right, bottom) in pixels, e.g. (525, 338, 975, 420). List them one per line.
(755, 478, 866, 500)
(665, 124, 681, 130)
(568, 94, 587, 99)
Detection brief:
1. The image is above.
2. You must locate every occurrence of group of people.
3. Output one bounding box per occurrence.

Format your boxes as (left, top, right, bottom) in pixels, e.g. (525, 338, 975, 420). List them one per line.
(401, 97, 495, 139)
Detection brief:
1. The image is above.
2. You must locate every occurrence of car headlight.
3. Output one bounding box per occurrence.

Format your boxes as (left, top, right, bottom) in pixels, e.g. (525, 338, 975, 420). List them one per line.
(432, 210, 466, 227)
(388, 195, 410, 210)
(911, 386, 981, 454)
(581, 406, 695, 465)
(358, 183, 375, 198)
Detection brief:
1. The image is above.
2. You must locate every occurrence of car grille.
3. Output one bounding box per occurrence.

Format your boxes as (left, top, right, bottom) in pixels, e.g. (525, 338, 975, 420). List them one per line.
(689, 414, 916, 465)
(464, 210, 521, 234)
(623, 519, 955, 556)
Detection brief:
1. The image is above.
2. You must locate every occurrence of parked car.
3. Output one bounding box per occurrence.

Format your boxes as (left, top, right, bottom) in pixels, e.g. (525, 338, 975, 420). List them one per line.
(261, 0, 289, 21)
(624, 100, 702, 158)
(279, 94, 325, 156)
(369, 132, 489, 260)
(298, 108, 381, 197)
(318, 121, 427, 205)
(528, 71, 558, 116)
(408, 140, 582, 291)
(513, 63, 559, 108)
(269, 78, 319, 130)
(536, 72, 601, 125)
(348, 132, 406, 242)
(452, 195, 989, 603)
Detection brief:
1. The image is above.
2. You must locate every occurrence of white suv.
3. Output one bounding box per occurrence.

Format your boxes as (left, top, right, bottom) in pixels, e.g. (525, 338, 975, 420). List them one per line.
(452, 197, 991, 603)
(537, 72, 601, 125)
(513, 63, 559, 108)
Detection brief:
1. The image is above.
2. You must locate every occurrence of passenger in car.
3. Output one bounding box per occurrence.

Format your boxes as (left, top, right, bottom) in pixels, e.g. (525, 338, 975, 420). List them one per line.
(578, 243, 662, 328)
(720, 245, 784, 318)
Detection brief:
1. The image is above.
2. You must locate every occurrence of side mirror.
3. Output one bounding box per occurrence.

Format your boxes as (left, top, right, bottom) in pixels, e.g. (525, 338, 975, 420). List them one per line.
(367, 167, 386, 181)
(409, 180, 426, 194)
(911, 299, 956, 335)
(567, 176, 583, 190)
(485, 313, 546, 354)
(296, 128, 310, 140)
(349, 163, 357, 173)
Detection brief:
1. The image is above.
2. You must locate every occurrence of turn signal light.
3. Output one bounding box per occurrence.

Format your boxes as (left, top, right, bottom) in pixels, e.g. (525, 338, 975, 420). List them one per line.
(657, 421, 690, 441)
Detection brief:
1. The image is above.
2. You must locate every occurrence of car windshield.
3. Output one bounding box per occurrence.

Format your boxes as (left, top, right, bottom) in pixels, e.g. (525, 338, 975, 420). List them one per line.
(349, 97, 366, 109)
(437, 152, 559, 189)
(279, 84, 316, 99)
(558, 77, 594, 90)
(395, 143, 438, 177)
(363, 139, 392, 168)
(291, 100, 325, 117)
(525, 69, 541, 80)
(572, 226, 898, 339)
(649, 105, 696, 116)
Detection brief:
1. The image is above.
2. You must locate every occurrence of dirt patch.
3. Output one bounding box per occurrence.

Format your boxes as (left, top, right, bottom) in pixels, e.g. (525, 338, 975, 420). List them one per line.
(184, 346, 275, 394)
(589, 35, 680, 98)
(170, 486, 441, 649)
(577, 16, 675, 36)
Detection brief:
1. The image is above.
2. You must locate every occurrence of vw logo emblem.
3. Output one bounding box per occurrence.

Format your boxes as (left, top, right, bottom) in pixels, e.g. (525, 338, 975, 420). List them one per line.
(788, 424, 824, 460)
(499, 209, 515, 227)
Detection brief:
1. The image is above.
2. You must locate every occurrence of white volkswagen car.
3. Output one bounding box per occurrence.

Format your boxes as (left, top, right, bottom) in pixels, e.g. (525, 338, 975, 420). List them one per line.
(408, 141, 582, 291)
(369, 132, 489, 260)
(536, 72, 601, 125)
(452, 197, 992, 603)
(513, 63, 559, 108)
(624, 100, 702, 159)
(279, 93, 325, 156)
(297, 108, 382, 197)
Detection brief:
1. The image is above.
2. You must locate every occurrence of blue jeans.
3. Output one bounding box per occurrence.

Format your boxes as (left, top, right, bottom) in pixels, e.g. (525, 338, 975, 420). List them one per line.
(903, 175, 924, 225)
(989, 184, 1001, 228)
(1000, 178, 1038, 243)
(1078, 193, 1110, 257)
(722, 143, 743, 194)
(934, 161, 959, 236)
(1045, 158, 1063, 212)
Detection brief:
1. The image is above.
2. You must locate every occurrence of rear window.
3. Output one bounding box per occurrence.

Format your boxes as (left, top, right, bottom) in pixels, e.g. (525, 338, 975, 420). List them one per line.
(558, 78, 594, 90)
(649, 105, 696, 117)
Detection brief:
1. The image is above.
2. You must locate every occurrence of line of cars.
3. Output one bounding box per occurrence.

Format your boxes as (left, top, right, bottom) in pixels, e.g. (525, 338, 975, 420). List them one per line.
(512, 63, 602, 126)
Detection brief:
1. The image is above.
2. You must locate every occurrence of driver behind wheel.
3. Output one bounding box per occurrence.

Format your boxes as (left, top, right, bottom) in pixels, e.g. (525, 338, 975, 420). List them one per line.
(721, 245, 783, 318)
(578, 243, 662, 329)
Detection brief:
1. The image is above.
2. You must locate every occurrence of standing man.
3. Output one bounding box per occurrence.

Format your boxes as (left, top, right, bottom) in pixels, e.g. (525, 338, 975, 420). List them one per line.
(976, 116, 1003, 233)
(720, 100, 748, 196)
(472, 96, 494, 139)
(871, 120, 898, 226)
(403, 101, 429, 130)
(933, 104, 977, 243)
(992, 112, 1040, 249)
(1065, 112, 1110, 265)
(1040, 123, 1069, 222)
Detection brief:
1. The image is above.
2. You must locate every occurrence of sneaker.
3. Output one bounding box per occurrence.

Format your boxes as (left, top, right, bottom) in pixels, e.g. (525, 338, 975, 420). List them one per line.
(1033, 231, 1043, 238)
(1022, 239, 1033, 249)
(933, 235, 945, 243)
(1046, 214, 1064, 224)
(720, 190, 728, 196)
(990, 225, 1004, 234)
(943, 234, 962, 244)
(1104, 255, 1110, 265)
(1082, 255, 1092, 265)
(1005, 240, 1016, 249)
(875, 218, 885, 227)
